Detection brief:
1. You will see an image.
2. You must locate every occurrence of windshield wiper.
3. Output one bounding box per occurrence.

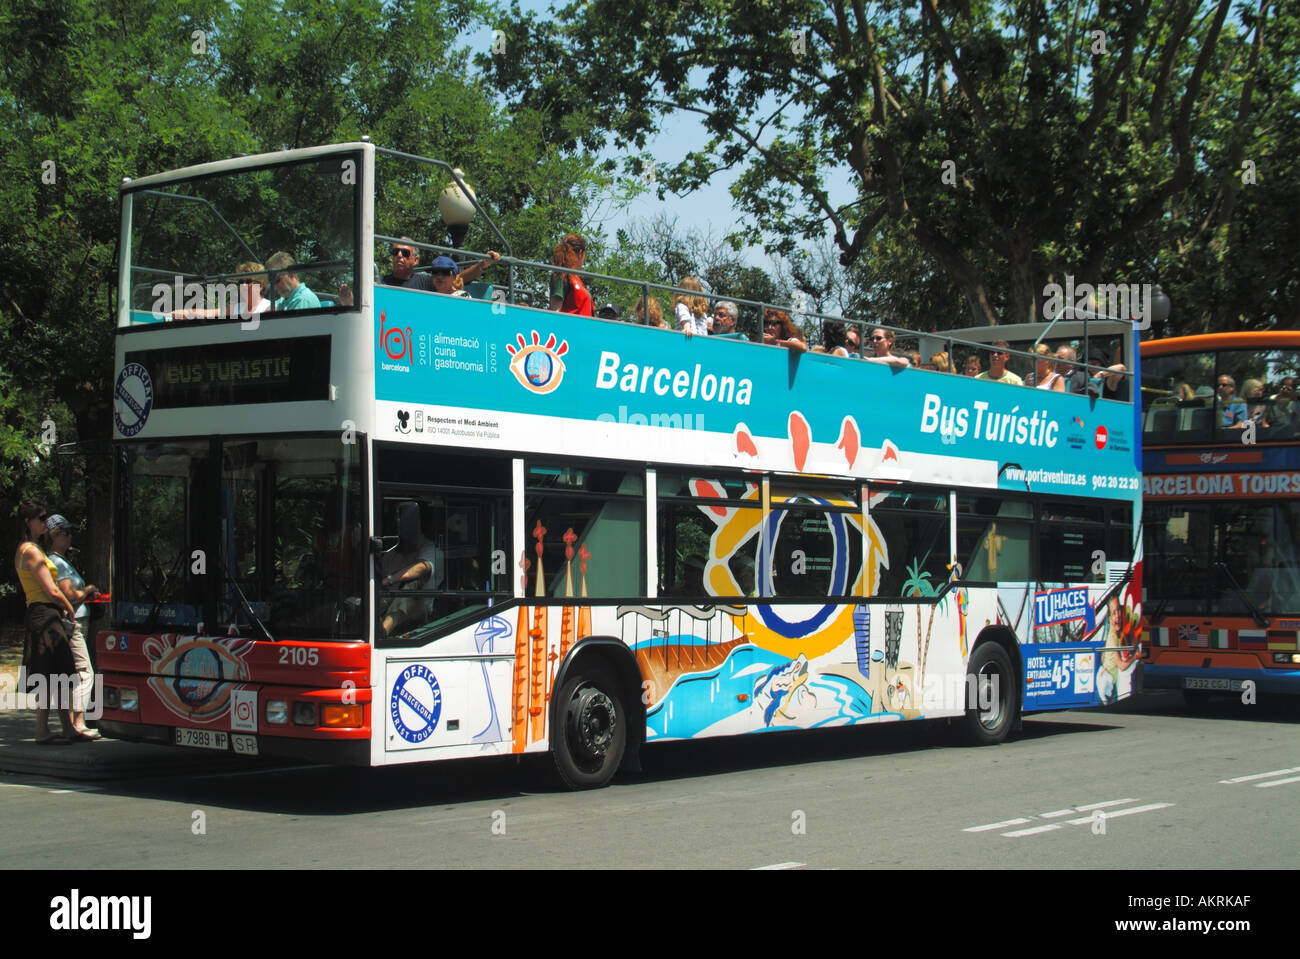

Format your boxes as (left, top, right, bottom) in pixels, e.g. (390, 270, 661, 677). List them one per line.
(1213, 562, 1270, 628)
(219, 548, 276, 643)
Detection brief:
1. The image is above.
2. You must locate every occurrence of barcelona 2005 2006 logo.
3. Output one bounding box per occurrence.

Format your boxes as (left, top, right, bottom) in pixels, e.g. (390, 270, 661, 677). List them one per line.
(390, 664, 442, 744)
(506, 331, 568, 394)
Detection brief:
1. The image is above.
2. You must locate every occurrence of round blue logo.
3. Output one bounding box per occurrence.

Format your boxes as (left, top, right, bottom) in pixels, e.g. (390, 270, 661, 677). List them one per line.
(114, 362, 154, 437)
(523, 351, 555, 387)
(390, 665, 442, 743)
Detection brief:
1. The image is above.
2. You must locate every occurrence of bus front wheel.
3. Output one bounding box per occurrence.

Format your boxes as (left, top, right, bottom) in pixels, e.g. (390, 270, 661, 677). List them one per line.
(960, 642, 1018, 746)
(552, 667, 626, 789)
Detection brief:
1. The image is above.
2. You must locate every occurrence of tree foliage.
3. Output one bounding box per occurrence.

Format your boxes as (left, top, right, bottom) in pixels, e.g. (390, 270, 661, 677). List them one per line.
(484, 0, 1300, 333)
(0, 0, 613, 598)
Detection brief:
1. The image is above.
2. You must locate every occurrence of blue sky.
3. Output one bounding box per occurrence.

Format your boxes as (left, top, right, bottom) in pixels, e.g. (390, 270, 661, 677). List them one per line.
(459, 2, 856, 269)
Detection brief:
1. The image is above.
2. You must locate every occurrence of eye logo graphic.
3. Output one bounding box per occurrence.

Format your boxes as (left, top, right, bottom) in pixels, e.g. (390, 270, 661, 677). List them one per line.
(506, 331, 568, 394)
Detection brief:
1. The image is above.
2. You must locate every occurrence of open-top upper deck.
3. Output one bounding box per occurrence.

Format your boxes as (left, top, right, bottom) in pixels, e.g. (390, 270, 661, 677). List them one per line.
(113, 142, 1140, 500)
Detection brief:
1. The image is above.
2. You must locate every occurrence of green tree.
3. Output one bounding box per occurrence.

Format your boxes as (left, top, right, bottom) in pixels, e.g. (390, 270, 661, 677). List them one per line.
(0, 0, 614, 600)
(484, 0, 1300, 332)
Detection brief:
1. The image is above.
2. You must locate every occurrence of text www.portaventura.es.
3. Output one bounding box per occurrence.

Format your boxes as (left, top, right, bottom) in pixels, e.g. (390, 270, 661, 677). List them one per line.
(1113, 919, 1251, 933)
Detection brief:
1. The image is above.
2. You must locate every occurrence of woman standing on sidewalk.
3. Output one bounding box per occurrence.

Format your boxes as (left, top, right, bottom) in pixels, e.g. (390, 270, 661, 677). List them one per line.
(43, 514, 100, 739)
(13, 501, 83, 744)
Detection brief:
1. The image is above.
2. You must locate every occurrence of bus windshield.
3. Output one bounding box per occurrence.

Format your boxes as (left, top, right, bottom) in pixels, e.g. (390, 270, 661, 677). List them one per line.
(114, 436, 365, 639)
(124, 149, 361, 323)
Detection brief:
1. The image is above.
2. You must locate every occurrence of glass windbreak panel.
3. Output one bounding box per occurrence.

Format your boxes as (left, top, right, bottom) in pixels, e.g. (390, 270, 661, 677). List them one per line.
(375, 490, 511, 641)
(657, 500, 760, 598)
(956, 496, 1031, 584)
(525, 463, 645, 597)
(1141, 352, 1215, 443)
(1142, 504, 1211, 616)
(114, 436, 365, 639)
(872, 489, 951, 597)
(126, 151, 360, 325)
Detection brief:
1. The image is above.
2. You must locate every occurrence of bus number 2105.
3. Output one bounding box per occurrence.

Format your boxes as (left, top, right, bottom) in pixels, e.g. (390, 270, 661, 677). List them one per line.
(280, 647, 320, 666)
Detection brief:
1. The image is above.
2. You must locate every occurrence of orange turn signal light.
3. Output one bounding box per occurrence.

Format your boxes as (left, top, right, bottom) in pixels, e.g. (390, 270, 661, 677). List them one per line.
(321, 705, 364, 728)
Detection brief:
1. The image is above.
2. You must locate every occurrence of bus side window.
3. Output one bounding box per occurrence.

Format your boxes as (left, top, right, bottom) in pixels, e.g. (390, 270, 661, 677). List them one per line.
(955, 497, 1031, 584)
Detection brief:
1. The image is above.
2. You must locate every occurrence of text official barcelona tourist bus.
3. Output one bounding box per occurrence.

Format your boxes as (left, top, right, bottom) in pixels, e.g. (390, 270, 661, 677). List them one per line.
(1140, 331, 1300, 703)
(98, 143, 1144, 787)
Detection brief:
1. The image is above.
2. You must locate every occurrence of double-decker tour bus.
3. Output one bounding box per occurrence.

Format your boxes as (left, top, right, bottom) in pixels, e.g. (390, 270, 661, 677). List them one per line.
(97, 142, 1144, 787)
(1140, 331, 1300, 703)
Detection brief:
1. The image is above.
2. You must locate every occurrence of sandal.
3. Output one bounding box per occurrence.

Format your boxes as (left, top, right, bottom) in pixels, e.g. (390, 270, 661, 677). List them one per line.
(68, 731, 100, 743)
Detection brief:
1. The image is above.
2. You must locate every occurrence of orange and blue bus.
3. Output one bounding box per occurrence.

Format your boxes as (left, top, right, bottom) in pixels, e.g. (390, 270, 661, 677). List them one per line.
(97, 143, 1145, 787)
(1140, 331, 1300, 702)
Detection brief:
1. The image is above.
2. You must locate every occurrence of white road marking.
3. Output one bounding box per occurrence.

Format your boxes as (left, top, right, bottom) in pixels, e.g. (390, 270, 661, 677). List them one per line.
(1002, 823, 1062, 837)
(752, 861, 805, 870)
(966, 799, 1173, 838)
(1065, 803, 1173, 825)
(963, 817, 1032, 832)
(1218, 766, 1300, 785)
(1255, 775, 1300, 788)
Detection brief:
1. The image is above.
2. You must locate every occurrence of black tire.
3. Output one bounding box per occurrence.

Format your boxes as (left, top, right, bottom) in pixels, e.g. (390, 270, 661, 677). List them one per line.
(959, 642, 1018, 745)
(552, 666, 626, 789)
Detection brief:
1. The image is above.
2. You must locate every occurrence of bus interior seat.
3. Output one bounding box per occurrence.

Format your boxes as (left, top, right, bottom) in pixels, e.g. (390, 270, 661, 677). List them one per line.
(1180, 406, 1214, 433)
(464, 282, 493, 300)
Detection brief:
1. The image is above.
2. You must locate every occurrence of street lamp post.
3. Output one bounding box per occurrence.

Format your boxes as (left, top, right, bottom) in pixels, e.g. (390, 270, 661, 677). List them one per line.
(438, 168, 476, 249)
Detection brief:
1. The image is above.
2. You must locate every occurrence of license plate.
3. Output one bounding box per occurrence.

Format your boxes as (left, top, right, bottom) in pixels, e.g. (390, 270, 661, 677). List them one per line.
(174, 727, 229, 750)
(1184, 677, 1244, 691)
(231, 734, 259, 756)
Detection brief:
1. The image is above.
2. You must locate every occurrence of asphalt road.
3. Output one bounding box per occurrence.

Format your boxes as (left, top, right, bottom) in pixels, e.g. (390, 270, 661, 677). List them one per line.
(2, 691, 1295, 870)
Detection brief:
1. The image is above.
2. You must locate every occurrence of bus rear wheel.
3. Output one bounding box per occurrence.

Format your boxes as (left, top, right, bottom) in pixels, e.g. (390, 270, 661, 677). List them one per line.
(959, 642, 1018, 745)
(552, 667, 626, 789)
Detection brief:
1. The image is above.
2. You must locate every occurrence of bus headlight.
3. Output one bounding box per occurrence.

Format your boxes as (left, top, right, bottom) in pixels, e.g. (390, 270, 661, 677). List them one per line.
(292, 703, 317, 726)
(1273, 652, 1300, 665)
(265, 700, 289, 725)
(119, 688, 139, 711)
(322, 705, 363, 728)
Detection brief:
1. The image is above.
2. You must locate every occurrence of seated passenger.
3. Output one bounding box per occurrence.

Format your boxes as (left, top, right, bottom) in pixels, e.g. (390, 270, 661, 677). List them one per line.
(547, 233, 593, 316)
(762, 308, 807, 353)
(1241, 378, 1270, 430)
(266, 252, 322, 311)
(975, 340, 1024, 385)
(1026, 343, 1064, 391)
(171, 261, 270, 321)
(673, 278, 710, 336)
(963, 354, 982, 377)
(820, 320, 853, 357)
(595, 302, 621, 321)
(929, 350, 951, 374)
(862, 326, 909, 367)
(711, 301, 748, 340)
(430, 257, 470, 298)
(1082, 345, 1128, 400)
(381, 238, 433, 290)
(635, 296, 670, 330)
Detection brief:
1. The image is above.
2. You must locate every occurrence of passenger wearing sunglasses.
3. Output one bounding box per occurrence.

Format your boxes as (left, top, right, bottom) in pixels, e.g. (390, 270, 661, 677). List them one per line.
(381, 238, 434, 291)
(861, 326, 910, 367)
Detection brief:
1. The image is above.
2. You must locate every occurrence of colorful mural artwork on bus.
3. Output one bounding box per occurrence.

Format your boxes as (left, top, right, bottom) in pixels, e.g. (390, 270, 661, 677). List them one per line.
(140, 633, 254, 722)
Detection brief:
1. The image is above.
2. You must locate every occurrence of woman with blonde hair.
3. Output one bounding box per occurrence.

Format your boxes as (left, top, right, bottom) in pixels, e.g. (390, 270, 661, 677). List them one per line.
(673, 277, 709, 336)
(929, 350, 951, 373)
(1028, 342, 1065, 391)
(547, 233, 593, 316)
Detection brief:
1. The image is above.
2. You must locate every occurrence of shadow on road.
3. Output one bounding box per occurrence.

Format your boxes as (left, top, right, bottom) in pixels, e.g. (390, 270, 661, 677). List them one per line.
(68, 709, 1127, 814)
